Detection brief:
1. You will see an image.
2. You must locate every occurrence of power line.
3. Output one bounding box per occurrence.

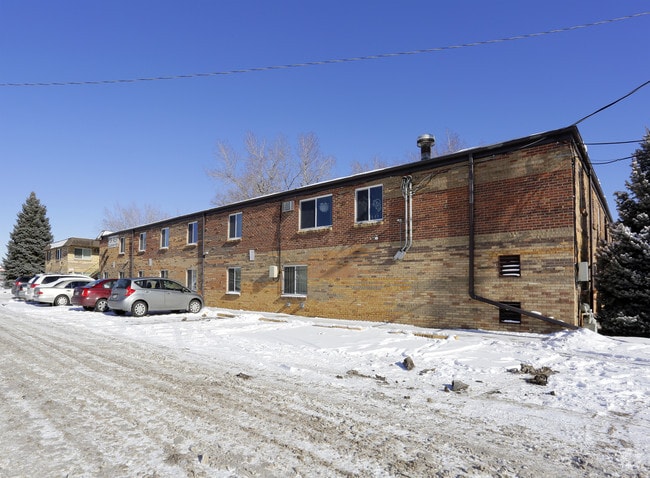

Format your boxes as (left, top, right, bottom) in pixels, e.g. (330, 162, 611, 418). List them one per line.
(573, 80, 650, 125)
(586, 140, 642, 145)
(592, 155, 634, 165)
(2, 12, 649, 88)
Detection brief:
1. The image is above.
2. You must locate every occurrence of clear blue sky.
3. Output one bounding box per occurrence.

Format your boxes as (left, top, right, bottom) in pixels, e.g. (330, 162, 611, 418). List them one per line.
(1, 1, 649, 259)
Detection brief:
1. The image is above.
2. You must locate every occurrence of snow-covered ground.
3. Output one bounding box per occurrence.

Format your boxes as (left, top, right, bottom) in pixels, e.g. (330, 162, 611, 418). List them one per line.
(0, 287, 648, 477)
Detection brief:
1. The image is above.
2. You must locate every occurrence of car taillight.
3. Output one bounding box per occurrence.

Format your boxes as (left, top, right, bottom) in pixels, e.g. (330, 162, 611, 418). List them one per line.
(35, 290, 42, 296)
(125, 287, 136, 297)
(81, 289, 89, 297)
(30, 283, 37, 288)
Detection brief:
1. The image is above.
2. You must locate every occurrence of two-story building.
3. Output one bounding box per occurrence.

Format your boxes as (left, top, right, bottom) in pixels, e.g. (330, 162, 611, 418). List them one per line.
(45, 237, 101, 277)
(98, 125, 610, 333)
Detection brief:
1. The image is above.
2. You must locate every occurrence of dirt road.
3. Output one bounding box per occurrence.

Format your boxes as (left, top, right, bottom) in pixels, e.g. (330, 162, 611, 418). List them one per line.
(0, 306, 643, 477)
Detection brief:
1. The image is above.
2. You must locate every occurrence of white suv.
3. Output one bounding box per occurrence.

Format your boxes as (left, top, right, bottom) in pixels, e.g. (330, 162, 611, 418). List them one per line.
(24, 273, 94, 302)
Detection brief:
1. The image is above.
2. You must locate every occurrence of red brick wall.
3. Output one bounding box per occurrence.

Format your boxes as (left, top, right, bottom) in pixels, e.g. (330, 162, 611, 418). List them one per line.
(100, 138, 603, 333)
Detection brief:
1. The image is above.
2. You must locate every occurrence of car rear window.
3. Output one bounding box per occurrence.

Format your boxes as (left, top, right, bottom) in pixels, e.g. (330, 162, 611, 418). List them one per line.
(114, 279, 132, 289)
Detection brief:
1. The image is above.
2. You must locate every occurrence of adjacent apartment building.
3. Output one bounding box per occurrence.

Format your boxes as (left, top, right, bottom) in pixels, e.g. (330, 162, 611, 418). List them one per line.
(45, 237, 101, 277)
(98, 125, 610, 333)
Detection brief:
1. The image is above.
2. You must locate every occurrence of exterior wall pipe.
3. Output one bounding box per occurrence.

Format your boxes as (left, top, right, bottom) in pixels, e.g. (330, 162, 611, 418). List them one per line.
(394, 176, 413, 260)
(467, 152, 579, 330)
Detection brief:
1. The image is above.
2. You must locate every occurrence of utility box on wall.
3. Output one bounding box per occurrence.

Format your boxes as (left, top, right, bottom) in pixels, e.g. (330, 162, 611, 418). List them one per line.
(269, 265, 278, 279)
(577, 262, 590, 282)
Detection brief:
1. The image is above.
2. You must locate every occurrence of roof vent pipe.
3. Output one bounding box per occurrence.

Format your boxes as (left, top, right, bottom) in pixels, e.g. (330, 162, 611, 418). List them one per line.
(417, 134, 436, 161)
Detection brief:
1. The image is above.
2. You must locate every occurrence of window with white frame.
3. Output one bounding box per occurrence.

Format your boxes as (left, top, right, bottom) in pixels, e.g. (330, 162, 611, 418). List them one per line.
(137, 270, 144, 278)
(356, 185, 383, 223)
(300, 195, 332, 230)
(119, 237, 126, 255)
(55, 249, 63, 261)
(187, 222, 198, 245)
(74, 247, 92, 259)
(227, 267, 241, 294)
(160, 270, 169, 278)
(228, 213, 242, 240)
(139, 232, 147, 252)
(283, 265, 307, 296)
(118, 271, 125, 279)
(187, 269, 197, 291)
(160, 227, 169, 249)
(103, 272, 109, 279)
(46, 250, 51, 261)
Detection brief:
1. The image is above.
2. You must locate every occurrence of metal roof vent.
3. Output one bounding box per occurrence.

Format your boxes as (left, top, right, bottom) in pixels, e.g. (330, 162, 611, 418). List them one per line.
(417, 134, 436, 161)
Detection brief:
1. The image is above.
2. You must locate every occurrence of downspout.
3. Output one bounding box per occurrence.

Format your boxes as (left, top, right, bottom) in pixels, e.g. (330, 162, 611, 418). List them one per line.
(467, 152, 578, 330)
(200, 212, 206, 294)
(394, 176, 413, 260)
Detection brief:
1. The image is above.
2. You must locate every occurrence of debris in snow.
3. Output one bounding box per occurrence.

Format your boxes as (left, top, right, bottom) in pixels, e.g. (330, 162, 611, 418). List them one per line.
(509, 363, 558, 386)
(445, 380, 469, 393)
(236, 372, 252, 380)
(403, 356, 415, 370)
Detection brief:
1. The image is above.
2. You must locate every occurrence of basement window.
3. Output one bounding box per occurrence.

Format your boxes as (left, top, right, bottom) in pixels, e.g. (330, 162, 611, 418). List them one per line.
(499, 302, 522, 324)
(283, 265, 307, 296)
(499, 255, 521, 277)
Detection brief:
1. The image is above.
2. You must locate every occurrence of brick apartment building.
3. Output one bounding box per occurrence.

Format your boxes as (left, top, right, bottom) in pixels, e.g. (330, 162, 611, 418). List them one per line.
(98, 125, 610, 333)
(45, 237, 101, 277)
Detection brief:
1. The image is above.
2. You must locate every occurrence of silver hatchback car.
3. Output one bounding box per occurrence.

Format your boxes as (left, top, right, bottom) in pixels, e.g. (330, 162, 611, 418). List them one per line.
(107, 278, 203, 317)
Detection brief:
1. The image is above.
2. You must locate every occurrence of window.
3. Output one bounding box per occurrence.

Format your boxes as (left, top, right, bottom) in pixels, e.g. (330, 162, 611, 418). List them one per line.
(227, 267, 241, 294)
(499, 302, 522, 324)
(119, 237, 126, 255)
(160, 227, 169, 249)
(228, 213, 242, 240)
(137, 270, 144, 278)
(300, 195, 332, 230)
(103, 272, 109, 279)
(356, 185, 383, 223)
(46, 251, 51, 261)
(118, 271, 125, 279)
(499, 255, 521, 277)
(55, 249, 63, 261)
(74, 248, 92, 259)
(187, 222, 198, 245)
(160, 270, 169, 278)
(186, 269, 197, 291)
(139, 232, 147, 252)
(283, 265, 307, 296)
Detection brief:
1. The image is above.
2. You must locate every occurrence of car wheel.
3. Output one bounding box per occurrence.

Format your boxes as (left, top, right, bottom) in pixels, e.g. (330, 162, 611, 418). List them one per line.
(188, 299, 202, 314)
(54, 295, 70, 306)
(131, 301, 148, 317)
(94, 298, 108, 312)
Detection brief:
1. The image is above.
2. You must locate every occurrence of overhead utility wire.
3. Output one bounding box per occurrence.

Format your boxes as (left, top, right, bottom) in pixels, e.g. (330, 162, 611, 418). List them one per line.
(1, 12, 648, 88)
(573, 79, 650, 125)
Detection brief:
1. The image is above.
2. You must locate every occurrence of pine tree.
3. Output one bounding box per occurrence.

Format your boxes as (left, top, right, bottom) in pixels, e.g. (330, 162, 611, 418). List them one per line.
(2, 192, 54, 283)
(596, 130, 650, 337)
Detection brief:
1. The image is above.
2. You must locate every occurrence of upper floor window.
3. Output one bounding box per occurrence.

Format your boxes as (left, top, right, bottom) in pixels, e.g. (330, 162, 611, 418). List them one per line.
(300, 195, 332, 230)
(356, 185, 383, 223)
(160, 227, 169, 249)
(160, 270, 169, 278)
(55, 248, 63, 261)
(74, 247, 92, 259)
(187, 222, 198, 245)
(119, 237, 126, 255)
(139, 232, 147, 252)
(228, 213, 242, 240)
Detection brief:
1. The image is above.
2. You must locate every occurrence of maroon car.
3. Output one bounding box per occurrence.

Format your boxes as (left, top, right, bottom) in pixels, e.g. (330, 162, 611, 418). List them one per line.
(71, 278, 117, 312)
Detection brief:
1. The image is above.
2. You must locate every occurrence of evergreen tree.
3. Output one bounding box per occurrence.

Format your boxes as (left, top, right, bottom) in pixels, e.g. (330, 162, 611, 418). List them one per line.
(596, 130, 650, 337)
(2, 192, 54, 283)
